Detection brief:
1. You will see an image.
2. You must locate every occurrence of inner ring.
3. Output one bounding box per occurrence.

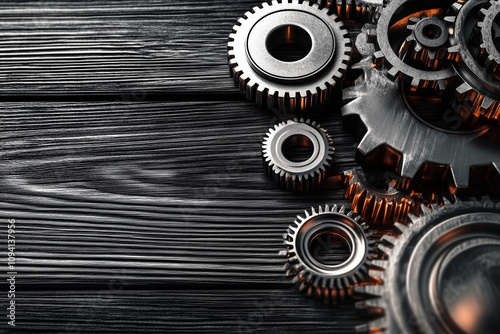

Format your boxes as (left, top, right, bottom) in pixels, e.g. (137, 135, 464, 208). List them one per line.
(414, 17, 449, 48)
(246, 10, 335, 83)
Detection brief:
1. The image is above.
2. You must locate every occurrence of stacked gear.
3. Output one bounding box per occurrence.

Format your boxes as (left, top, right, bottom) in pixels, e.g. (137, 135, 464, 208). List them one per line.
(228, 0, 500, 330)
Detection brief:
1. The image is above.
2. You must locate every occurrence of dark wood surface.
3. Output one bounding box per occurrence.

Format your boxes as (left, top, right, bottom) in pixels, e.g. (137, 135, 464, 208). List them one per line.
(0, 1, 363, 333)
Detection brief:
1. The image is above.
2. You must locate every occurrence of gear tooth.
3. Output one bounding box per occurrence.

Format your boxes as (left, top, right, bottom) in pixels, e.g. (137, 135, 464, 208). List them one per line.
(386, 66, 400, 81)
(381, 235, 397, 246)
(377, 244, 392, 255)
(354, 285, 383, 297)
(394, 222, 408, 233)
(448, 45, 460, 56)
(339, 205, 346, 214)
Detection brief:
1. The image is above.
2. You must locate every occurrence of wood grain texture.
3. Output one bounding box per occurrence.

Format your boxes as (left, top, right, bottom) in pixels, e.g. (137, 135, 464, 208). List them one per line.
(0, 0, 360, 97)
(1, 100, 357, 286)
(0, 1, 367, 332)
(1, 289, 362, 333)
(0, 0, 261, 96)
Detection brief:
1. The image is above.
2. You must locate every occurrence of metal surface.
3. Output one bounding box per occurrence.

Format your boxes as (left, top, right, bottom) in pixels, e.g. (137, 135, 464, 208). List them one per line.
(343, 169, 414, 225)
(228, 0, 351, 112)
(449, 0, 500, 121)
(284, 205, 378, 304)
(342, 55, 500, 190)
(262, 118, 334, 192)
(356, 200, 500, 334)
(371, 0, 456, 92)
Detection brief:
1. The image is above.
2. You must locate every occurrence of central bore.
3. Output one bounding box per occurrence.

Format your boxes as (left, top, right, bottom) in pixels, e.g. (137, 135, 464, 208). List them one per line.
(423, 24, 442, 40)
(266, 25, 313, 62)
(282, 134, 314, 163)
(308, 229, 352, 266)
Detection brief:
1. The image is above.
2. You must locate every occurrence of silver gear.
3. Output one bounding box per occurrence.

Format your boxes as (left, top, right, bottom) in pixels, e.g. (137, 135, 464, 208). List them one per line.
(284, 204, 378, 304)
(343, 169, 415, 225)
(478, 0, 500, 78)
(369, 0, 456, 92)
(341, 56, 500, 191)
(228, 0, 351, 113)
(448, 0, 500, 122)
(355, 199, 500, 334)
(400, 15, 451, 70)
(262, 118, 334, 192)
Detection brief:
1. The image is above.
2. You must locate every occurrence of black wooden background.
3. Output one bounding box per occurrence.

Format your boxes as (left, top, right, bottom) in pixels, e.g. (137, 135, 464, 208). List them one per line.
(1, 1, 364, 333)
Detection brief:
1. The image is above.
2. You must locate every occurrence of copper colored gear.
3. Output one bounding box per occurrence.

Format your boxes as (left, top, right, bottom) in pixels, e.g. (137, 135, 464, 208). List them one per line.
(343, 169, 415, 225)
(322, 0, 386, 22)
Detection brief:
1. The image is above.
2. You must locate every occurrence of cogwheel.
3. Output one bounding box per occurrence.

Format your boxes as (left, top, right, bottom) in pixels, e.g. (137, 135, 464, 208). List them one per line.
(283, 205, 379, 304)
(342, 56, 500, 194)
(369, 0, 456, 92)
(478, 0, 500, 79)
(322, 0, 386, 22)
(228, 0, 351, 113)
(448, 0, 500, 122)
(343, 169, 415, 225)
(355, 199, 500, 334)
(400, 15, 451, 70)
(262, 118, 334, 192)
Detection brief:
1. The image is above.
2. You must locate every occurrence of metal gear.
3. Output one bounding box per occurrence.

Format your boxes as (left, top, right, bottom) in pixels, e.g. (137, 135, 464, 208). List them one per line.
(448, 0, 500, 122)
(323, 0, 386, 22)
(343, 169, 415, 225)
(262, 118, 334, 192)
(400, 15, 451, 70)
(228, 0, 351, 113)
(284, 204, 378, 304)
(369, 0, 456, 92)
(355, 200, 500, 334)
(341, 56, 500, 192)
(478, 0, 500, 79)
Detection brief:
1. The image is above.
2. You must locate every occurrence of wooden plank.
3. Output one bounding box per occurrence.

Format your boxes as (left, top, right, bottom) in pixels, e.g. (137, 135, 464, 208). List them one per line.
(0, 0, 359, 97)
(0, 0, 265, 96)
(1, 100, 358, 285)
(2, 289, 362, 333)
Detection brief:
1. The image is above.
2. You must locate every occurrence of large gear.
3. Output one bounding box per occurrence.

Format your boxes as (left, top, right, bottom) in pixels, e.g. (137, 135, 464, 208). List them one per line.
(262, 118, 334, 192)
(400, 15, 451, 70)
(343, 169, 415, 225)
(448, 0, 500, 122)
(341, 56, 500, 193)
(369, 0, 456, 92)
(283, 205, 378, 304)
(478, 0, 500, 79)
(355, 200, 500, 334)
(228, 0, 351, 113)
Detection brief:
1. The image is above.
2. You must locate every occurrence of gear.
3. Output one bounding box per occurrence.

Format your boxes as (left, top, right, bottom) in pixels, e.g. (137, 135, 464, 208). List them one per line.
(448, 0, 500, 122)
(341, 56, 500, 193)
(228, 1, 351, 113)
(478, 0, 500, 79)
(262, 118, 334, 192)
(355, 200, 500, 334)
(343, 169, 415, 225)
(400, 15, 451, 70)
(369, 0, 456, 92)
(323, 0, 386, 22)
(284, 205, 378, 304)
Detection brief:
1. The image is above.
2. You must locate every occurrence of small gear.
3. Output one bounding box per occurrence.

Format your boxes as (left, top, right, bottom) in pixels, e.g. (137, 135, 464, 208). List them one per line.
(448, 0, 500, 122)
(369, 0, 456, 92)
(342, 56, 500, 193)
(400, 15, 451, 70)
(262, 118, 334, 192)
(355, 199, 500, 334)
(343, 169, 415, 225)
(284, 205, 379, 304)
(323, 0, 386, 22)
(478, 0, 500, 79)
(228, 0, 351, 113)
